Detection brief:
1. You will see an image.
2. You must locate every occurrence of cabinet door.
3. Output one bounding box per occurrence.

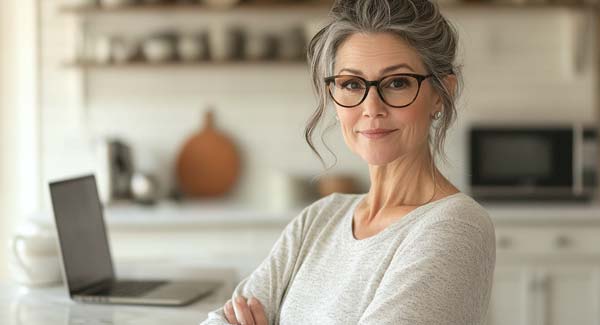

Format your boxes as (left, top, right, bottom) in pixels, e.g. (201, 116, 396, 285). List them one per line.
(486, 265, 536, 325)
(537, 266, 600, 325)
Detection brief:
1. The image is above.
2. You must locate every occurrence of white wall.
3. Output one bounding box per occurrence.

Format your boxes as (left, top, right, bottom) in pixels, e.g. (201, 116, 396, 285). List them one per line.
(38, 5, 598, 213)
(0, 0, 40, 280)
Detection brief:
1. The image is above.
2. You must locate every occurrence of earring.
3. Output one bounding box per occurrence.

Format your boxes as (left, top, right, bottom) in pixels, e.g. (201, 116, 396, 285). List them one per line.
(432, 111, 442, 120)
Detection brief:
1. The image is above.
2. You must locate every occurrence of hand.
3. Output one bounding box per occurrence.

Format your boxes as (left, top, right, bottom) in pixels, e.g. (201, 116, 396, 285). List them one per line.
(223, 295, 267, 325)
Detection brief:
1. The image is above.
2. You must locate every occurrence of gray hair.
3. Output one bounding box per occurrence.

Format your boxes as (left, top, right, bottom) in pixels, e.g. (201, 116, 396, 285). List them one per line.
(305, 0, 462, 170)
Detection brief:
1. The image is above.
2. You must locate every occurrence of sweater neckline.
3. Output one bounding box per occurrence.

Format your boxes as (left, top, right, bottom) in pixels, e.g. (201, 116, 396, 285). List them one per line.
(344, 192, 465, 249)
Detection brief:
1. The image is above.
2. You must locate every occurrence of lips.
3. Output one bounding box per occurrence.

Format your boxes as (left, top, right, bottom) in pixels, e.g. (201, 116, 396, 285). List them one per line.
(361, 128, 397, 134)
(359, 128, 397, 139)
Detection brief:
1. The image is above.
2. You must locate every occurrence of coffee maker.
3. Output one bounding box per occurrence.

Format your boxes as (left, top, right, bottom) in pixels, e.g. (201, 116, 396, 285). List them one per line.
(95, 138, 134, 203)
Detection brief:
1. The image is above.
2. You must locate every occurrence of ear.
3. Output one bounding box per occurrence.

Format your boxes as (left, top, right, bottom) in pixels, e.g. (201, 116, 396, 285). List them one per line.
(433, 74, 458, 111)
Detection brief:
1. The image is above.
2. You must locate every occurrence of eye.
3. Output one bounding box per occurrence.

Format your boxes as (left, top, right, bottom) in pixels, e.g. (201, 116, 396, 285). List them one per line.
(340, 79, 365, 90)
(385, 77, 412, 89)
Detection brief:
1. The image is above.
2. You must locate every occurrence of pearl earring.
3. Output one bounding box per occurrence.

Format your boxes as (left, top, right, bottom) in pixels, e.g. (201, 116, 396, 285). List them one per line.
(432, 111, 443, 120)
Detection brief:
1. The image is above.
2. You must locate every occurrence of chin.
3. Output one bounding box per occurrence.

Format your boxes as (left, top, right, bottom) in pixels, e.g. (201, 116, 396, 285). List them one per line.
(360, 153, 398, 166)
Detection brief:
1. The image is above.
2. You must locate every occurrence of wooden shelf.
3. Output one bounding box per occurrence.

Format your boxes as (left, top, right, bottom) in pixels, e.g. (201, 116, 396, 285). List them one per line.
(62, 59, 308, 68)
(59, 1, 333, 15)
(441, 1, 598, 10)
(59, 1, 597, 15)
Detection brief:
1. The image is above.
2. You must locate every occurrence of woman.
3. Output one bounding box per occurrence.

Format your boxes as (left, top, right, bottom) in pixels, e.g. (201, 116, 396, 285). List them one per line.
(201, 0, 495, 324)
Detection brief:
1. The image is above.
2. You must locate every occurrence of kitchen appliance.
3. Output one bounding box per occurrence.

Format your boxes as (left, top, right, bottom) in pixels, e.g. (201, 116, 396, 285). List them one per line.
(95, 138, 135, 203)
(469, 124, 597, 202)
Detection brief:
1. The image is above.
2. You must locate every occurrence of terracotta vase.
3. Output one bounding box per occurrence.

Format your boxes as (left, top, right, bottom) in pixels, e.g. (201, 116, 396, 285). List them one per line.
(175, 110, 241, 198)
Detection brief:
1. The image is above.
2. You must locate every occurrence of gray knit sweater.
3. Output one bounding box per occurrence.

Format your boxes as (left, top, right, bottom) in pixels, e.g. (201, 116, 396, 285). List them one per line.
(200, 192, 496, 325)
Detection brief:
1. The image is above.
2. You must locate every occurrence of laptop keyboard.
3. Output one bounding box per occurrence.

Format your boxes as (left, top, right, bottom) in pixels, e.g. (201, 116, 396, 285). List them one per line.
(98, 280, 167, 297)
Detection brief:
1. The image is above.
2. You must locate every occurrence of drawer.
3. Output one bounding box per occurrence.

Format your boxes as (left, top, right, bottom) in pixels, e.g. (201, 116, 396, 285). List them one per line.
(495, 226, 600, 256)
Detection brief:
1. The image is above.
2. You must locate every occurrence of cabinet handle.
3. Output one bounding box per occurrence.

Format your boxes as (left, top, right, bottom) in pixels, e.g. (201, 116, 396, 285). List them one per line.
(538, 275, 550, 292)
(529, 277, 539, 291)
(530, 274, 550, 292)
(498, 236, 512, 249)
(554, 235, 571, 249)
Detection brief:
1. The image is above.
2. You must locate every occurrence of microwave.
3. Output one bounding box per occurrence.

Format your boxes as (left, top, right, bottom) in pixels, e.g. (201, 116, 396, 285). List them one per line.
(469, 125, 597, 202)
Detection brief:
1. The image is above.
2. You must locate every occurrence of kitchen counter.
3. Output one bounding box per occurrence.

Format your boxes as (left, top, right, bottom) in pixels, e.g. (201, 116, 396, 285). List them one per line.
(2, 264, 236, 325)
(482, 201, 600, 226)
(29, 198, 600, 229)
(103, 200, 303, 229)
(30, 200, 302, 230)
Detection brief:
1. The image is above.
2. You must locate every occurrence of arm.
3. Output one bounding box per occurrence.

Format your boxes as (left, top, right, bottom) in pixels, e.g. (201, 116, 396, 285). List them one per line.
(358, 219, 496, 325)
(200, 203, 313, 325)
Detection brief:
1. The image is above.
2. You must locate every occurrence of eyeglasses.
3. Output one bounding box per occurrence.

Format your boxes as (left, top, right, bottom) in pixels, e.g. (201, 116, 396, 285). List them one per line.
(324, 73, 433, 108)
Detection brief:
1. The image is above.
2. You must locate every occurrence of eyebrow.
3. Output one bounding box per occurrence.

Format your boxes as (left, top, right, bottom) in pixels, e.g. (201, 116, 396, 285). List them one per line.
(337, 63, 416, 76)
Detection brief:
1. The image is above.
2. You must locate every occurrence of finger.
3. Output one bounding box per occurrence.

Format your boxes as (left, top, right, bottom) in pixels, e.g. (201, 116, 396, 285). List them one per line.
(233, 296, 255, 325)
(224, 300, 240, 325)
(248, 297, 268, 325)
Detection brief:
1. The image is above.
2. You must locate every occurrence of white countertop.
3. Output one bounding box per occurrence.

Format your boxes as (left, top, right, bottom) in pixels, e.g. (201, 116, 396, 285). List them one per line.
(482, 201, 600, 225)
(29, 198, 600, 229)
(103, 200, 303, 228)
(2, 263, 236, 325)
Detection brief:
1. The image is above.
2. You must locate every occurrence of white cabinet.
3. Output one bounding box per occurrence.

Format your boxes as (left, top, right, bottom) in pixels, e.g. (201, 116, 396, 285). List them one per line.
(488, 264, 600, 325)
(536, 265, 600, 325)
(488, 220, 600, 325)
(487, 265, 535, 325)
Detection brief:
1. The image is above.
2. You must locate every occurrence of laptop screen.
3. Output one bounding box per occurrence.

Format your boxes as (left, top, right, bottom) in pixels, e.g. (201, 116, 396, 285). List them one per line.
(50, 175, 114, 293)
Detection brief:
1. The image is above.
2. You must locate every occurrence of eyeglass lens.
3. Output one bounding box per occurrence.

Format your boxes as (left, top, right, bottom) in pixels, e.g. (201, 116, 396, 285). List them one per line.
(327, 75, 421, 107)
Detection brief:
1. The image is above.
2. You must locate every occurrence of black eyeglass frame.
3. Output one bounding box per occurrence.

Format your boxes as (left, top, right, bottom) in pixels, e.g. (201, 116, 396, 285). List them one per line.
(324, 73, 434, 108)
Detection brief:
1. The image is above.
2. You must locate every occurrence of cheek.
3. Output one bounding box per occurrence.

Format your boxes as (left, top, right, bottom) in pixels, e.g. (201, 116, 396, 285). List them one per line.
(340, 118, 358, 146)
(390, 106, 433, 149)
(337, 111, 360, 149)
(403, 95, 434, 131)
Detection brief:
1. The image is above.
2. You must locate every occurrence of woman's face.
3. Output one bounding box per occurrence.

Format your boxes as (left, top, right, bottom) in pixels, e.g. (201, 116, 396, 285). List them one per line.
(332, 32, 441, 166)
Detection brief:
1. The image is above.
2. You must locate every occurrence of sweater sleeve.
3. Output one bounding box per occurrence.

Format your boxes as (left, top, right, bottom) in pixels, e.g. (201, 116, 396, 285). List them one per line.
(357, 219, 496, 325)
(199, 204, 310, 325)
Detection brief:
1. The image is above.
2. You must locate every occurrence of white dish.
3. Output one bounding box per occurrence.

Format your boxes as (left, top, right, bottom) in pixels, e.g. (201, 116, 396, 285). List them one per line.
(100, 0, 134, 8)
(202, 0, 240, 9)
(143, 38, 175, 63)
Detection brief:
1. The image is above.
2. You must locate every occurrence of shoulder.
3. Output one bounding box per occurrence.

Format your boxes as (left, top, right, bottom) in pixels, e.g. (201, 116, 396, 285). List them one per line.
(295, 192, 364, 227)
(407, 193, 496, 261)
(419, 193, 495, 238)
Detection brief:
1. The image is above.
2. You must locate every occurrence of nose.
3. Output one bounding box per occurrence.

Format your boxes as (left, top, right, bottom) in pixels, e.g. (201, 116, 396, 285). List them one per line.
(361, 85, 388, 118)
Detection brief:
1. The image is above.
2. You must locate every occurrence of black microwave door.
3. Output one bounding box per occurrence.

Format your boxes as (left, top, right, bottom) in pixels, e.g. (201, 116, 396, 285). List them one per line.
(470, 129, 573, 187)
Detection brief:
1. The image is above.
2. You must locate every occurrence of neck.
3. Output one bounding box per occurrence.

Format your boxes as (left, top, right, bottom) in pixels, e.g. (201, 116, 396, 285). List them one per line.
(360, 146, 455, 224)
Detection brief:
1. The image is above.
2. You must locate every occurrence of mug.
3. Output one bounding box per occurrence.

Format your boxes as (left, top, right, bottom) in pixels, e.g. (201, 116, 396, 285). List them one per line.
(267, 170, 313, 211)
(111, 37, 139, 64)
(9, 223, 63, 287)
(209, 25, 243, 61)
(92, 35, 112, 64)
(177, 33, 207, 62)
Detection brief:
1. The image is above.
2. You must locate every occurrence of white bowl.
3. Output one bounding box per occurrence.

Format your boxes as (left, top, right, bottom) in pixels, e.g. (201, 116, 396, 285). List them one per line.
(143, 38, 175, 63)
(100, 0, 134, 8)
(202, 0, 240, 9)
(177, 35, 205, 61)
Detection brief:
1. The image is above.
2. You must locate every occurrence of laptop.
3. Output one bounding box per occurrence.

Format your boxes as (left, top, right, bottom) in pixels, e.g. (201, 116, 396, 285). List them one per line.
(49, 174, 222, 306)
